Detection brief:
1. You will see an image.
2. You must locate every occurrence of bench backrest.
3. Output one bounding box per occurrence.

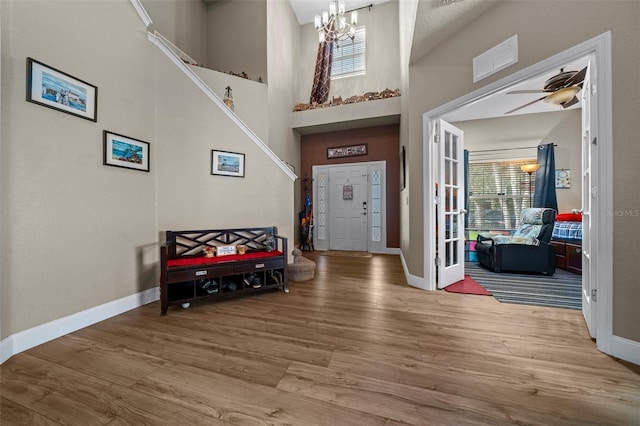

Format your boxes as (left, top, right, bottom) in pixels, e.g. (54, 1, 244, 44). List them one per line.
(165, 226, 279, 259)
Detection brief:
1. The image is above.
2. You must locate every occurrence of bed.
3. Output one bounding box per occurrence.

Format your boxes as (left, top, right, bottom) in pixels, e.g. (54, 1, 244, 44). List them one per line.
(551, 213, 583, 275)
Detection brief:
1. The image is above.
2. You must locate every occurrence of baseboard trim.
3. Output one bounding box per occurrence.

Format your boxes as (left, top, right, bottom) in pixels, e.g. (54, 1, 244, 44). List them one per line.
(385, 247, 401, 255)
(0, 287, 159, 364)
(611, 335, 640, 366)
(399, 250, 427, 290)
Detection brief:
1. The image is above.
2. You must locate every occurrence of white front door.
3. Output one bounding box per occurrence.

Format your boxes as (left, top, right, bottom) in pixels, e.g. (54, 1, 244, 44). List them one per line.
(581, 58, 596, 337)
(329, 164, 368, 251)
(437, 120, 466, 289)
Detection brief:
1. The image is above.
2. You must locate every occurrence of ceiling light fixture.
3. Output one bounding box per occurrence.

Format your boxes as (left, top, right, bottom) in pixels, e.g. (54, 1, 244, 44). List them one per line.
(544, 86, 581, 105)
(314, 0, 358, 43)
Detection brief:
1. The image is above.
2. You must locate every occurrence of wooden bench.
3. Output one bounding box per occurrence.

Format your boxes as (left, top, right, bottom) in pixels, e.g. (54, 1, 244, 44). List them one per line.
(159, 226, 288, 315)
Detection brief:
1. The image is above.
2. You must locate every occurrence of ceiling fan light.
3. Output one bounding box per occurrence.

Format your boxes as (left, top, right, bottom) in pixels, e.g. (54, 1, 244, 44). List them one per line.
(544, 86, 580, 105)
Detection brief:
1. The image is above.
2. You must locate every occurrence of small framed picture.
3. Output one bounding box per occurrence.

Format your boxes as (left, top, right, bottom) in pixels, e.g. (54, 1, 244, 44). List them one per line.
(212, 150, 245, 177)
(556, 169, 571, 189)
(26, 57, 98, 122)
(103, 131, 150, 172)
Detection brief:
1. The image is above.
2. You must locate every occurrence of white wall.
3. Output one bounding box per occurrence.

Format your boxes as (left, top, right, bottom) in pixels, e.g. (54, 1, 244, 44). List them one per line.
(1, 0, 157, 337)
(297, 0, 400, 104)
(141, 0, 208, 66)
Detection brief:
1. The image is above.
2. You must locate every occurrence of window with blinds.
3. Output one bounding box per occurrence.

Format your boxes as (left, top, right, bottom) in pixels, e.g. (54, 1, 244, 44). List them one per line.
(331, 27, 366, 79)
(468, 160, 536, 231)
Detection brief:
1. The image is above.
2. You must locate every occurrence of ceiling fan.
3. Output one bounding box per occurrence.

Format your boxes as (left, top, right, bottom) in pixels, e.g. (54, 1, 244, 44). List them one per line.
(504, 66, 588, 115)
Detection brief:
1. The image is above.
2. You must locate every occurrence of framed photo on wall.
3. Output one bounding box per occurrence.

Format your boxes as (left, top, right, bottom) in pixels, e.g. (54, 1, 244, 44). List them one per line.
(327, 143, 368, 159)
(103, 131, 150, 172)
(26, 57, 98, 122)
(212, 150, 245, 177)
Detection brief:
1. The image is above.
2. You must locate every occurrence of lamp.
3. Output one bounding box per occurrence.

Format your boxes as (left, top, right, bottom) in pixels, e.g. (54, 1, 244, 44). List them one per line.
(314, 0, 358, 43)
(521, 163, 540, 207)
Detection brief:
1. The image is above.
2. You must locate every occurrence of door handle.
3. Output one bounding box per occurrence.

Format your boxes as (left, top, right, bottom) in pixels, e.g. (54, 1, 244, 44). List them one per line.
(459, 209, 468, 214)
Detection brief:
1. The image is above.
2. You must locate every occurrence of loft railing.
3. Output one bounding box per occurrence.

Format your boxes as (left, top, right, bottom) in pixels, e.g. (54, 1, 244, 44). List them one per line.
(128, 0, 296, 181)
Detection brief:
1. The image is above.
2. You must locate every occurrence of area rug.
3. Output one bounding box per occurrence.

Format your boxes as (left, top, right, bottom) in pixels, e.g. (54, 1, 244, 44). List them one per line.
(465, 262, 582, 310)
(444, 275, 492, 296)
(320, 251, 373, 258)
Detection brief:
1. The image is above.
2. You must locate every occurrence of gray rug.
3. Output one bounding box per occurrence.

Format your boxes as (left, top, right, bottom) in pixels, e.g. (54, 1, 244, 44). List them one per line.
(465, 262, 582, 310)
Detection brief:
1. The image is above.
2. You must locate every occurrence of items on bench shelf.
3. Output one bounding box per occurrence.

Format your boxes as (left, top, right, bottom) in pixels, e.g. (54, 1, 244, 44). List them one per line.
(159, 226, 288, 315)
(287, 248, 316, 282)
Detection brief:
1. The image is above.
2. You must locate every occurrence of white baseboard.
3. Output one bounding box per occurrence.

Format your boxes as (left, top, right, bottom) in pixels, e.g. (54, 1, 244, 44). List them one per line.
(611, 335, 640, 366)
(385, 247, 401, 255)
(399, 250, 428, 290)
(0, 287, 159, 364)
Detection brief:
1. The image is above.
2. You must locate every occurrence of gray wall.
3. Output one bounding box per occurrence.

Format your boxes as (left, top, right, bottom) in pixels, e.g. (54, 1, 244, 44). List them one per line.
(402, 0, 640, 341)
(1, 0, 157, 336)
(141, 0, 208, 66)
(297, 0, 400, 104)
(0, 0, 294, 344)
(206, 0, 267, 83)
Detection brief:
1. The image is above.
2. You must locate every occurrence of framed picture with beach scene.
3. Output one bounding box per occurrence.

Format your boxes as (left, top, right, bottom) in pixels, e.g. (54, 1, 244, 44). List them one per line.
(26, 57, 98, 122)
(103, 131, 150, 172)
(211, 150, 245, 177)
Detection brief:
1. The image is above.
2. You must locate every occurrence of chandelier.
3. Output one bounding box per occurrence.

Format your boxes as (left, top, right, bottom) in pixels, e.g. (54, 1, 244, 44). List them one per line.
(314, 0, 358, 43)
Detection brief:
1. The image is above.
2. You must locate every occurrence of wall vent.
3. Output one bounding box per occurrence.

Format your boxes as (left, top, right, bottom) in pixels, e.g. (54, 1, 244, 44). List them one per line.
(473, 35, 518, 83)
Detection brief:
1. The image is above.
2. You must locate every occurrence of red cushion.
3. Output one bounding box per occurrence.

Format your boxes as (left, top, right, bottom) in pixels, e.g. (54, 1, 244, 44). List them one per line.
(167, 250, 283, 268)
(556, 213, 582, 222)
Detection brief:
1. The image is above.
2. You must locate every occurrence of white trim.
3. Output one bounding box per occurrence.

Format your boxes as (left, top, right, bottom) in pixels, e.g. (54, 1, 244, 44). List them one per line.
(422, 32, 615, 357)
(611, 335, 640, 366)
(147, 31, 297, 182)
(128, 0, 152, 28)
(386, 247, 401, 255)
(0, 287, 159, 364)
(400, 250, 427, 290)
(155, 32, 199, 66)
(423, 118, 436, 291)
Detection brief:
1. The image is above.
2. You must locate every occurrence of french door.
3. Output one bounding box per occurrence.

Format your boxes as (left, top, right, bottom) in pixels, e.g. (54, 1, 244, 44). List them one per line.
(436, 120, 466, 289)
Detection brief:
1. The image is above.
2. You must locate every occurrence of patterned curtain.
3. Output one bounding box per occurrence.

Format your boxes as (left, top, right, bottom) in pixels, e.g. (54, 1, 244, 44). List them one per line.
(310, 25, 334, 105)
(532, 143, 558, 212)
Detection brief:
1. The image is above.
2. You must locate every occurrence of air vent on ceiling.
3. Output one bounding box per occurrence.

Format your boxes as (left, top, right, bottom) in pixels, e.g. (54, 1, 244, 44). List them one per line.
(473, 35, 518, 83)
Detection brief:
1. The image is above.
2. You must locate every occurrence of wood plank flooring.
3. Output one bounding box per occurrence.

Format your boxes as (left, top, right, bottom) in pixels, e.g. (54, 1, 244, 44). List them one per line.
(1, 252, 639, 425)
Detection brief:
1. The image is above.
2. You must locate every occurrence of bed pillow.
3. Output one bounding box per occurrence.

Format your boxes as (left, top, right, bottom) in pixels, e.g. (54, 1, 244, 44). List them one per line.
(556, 212, 582, 222)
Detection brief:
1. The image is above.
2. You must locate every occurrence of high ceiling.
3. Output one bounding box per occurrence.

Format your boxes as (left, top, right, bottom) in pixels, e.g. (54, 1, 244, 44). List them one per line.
(288, 0, 391, 25)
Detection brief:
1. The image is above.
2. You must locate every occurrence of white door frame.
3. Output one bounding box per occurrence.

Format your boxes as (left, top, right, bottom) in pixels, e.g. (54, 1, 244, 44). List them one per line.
(312, 161, 388, 253)
(422, 32, 613, 355)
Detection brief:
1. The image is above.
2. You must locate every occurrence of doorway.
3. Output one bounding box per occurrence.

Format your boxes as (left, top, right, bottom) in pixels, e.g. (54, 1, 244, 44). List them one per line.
(313, 161, 387, 253)
(423, 32, 613, 355)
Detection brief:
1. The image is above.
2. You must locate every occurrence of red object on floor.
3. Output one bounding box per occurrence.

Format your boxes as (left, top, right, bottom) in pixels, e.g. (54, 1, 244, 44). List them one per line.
(444, 275, 492, 295)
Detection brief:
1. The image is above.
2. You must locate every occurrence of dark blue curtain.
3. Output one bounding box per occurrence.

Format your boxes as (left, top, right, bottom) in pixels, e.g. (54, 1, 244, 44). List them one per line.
(532, 143, 558, 212)
(464, 149, 469, 229)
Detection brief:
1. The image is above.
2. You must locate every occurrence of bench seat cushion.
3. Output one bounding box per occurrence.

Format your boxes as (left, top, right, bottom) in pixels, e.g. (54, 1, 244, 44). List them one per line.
(168, 250, 283, 268)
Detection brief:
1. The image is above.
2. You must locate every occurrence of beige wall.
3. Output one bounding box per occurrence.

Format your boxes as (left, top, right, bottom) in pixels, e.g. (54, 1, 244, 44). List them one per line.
(206, 0, 267, 83)
(155, 53, 294, 243)
(404, 0, 640, 341)
(141, 0, 208, 66)
(1, 0, 157, 337)
(267, 0, 301, 221)
(192, 66, 268, 142)
(455, 110, 582, 213)
(297, 0, 400, 104)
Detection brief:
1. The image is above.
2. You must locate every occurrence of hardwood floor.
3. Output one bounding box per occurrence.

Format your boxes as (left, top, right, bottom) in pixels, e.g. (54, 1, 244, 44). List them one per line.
(2, 252, 639, 425)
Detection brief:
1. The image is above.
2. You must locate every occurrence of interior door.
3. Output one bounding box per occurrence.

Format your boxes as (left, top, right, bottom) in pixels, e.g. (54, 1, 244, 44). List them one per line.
(329, 165, 368, 251)
(437, 120, 466, 288)
(581, 58, 596, 337)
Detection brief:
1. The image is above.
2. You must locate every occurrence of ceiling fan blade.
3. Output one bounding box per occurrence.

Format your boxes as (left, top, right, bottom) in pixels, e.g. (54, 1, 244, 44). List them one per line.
(504, 95, 548, 115)
(506, 89, 551, 95)
(561, 96, 580, 108)
(564, 66, 588, 87)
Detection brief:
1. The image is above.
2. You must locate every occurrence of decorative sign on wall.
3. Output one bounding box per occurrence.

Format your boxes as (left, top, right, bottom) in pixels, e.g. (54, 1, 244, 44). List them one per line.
(343, 183, 353, 200)
(556, 169, 571, 189)
(327, 143, 368, 159)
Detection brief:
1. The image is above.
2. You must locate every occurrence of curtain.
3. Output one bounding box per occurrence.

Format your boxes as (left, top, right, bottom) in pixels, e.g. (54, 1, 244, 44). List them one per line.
(464, 149, 469, 229)
(532, 143, 558, 212)
(309, 25, 334, 105)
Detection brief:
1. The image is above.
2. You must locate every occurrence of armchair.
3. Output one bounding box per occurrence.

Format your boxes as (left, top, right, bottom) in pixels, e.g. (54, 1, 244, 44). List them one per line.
(475, 208, 557, 275)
